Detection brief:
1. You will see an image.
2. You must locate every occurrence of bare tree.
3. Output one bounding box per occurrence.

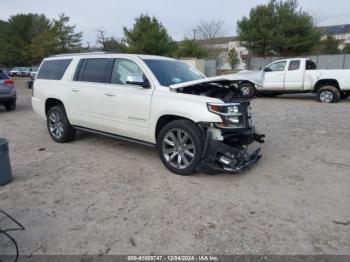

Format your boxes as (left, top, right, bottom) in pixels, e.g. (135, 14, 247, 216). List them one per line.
(96, 29, 126, 53)
(195, 19, 226, 41)
(96, 29, 107, 50)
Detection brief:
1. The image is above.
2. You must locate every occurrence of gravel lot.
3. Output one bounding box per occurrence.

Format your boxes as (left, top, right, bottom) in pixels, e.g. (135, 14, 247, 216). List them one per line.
(0, 78, 349, 255)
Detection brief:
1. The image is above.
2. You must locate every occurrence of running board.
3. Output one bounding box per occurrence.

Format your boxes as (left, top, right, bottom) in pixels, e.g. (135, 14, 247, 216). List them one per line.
(73, 126, 156, 148)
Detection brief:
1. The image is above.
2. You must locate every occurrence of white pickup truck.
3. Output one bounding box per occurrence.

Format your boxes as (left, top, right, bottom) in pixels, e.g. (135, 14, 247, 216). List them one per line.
(236, 58, 350, 103)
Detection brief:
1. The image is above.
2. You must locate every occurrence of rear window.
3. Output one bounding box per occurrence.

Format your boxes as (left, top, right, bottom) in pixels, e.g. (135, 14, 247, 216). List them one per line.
(0, 70, 9, 80)
(37, 59, 72, 80)
(306, 60, 317, 70)
(81, 58, 110, 83)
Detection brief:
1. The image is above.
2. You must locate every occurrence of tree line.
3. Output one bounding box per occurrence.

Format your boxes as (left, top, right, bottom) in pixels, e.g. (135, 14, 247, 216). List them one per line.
(0, 13, 208, 67)
(0, 0, 348, 67)
(237, 0, 349, 56)
(0, 13, 82, 67)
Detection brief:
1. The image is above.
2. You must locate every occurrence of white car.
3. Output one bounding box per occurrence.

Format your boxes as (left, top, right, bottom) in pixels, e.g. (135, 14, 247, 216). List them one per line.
(32, 53, 264, 175)
(234, 58, 350, 103)
(10, 67, 31, 77)
(30, 66, 39, 78)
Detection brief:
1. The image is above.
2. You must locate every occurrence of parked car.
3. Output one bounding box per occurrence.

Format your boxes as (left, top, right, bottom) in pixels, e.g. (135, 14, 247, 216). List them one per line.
(30, 66, 39, 78)
(10, 67, 31, 77)
(32, 53, 264, 175)
(27, 66, 39, 89)
(0, 69, 16, 111)
(20, 67, 31, 77)
(10, 67, 21, 77)
(235, 58, 350, 103)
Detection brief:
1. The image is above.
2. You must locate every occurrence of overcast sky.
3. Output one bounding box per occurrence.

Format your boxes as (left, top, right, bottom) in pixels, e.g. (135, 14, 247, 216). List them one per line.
(2, 0, 350, 46)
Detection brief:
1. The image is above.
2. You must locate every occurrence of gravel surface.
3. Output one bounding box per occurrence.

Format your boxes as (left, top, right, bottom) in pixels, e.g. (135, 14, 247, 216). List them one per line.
(0, 78, 349, 255)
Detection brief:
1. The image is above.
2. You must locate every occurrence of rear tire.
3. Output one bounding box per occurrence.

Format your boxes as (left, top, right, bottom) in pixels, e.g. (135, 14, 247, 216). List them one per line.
(157, 120, 203, 176)
(4, 101, 16, 111)
(317, 86, 340, 103)
(239, 82, 255, 98)
(47, 105, 76, 143)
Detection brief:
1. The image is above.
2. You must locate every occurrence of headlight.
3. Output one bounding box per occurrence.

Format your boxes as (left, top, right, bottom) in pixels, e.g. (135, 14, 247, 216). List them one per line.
(207, 103, 245, 129)
(207, 103, 241, 116)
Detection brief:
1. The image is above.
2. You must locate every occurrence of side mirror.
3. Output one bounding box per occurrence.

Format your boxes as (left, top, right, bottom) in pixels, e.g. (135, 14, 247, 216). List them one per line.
(263, 67, 271, 72)
(126, 75, 150, 88)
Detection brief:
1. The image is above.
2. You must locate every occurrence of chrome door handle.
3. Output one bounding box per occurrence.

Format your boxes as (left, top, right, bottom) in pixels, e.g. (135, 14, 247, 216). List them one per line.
(105, 92, 116, 97)
(72, 88, 80, 92)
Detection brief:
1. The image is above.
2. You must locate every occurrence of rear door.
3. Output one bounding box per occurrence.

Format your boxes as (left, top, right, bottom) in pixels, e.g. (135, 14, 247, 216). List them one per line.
(262, 61, 287, 90)
(284, 60, 304, 90)
(67, 58, 113, 131)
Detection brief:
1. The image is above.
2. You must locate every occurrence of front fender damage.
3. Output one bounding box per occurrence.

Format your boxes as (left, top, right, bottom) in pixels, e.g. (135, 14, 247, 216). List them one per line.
(197, 126, 265, 175)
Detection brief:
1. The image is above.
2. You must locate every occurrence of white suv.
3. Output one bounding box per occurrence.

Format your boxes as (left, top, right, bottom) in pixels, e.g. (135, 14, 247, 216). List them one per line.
(32, 53, 264, 175)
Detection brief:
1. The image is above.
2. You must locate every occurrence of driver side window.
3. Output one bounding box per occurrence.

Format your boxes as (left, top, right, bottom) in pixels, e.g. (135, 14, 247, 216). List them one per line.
(265, 61, 287, 72)
(111, 59, 146, 85)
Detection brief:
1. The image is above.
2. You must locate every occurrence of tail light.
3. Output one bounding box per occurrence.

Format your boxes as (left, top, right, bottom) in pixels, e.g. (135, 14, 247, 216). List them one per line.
(4, 80, 14, 86)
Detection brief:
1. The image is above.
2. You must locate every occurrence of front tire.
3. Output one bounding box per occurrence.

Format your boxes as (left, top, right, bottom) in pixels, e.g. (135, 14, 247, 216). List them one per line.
(239, 82, 255, 98)
(4, 101, 16, 111)
(158, 120, 203, 176)
(317, 86, 340, 103)
(47, 105, 76, 143)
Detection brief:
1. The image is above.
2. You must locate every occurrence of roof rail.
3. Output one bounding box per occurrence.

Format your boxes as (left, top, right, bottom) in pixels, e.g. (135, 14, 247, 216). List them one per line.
(51, 52, 109, 57)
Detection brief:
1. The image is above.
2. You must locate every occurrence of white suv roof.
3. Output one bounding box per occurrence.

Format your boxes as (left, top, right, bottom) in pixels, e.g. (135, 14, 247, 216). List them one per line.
(48, 52, 175, 61)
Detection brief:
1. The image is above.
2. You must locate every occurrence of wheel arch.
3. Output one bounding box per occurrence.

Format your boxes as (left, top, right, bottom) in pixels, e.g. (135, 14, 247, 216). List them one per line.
(45, 98, 65, 116)
(155, 115, 196, 141)
(313, 79, 340, 93)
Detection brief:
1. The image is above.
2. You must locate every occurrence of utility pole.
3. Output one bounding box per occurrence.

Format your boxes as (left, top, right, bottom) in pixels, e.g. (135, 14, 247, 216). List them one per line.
(193, 29, 198, 40)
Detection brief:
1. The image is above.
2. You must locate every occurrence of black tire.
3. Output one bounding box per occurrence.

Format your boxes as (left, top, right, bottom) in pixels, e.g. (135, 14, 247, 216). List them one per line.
(4, 101, 16, 111)
(157, 119, 203, 176)
(239, 82, 255, 98)
(317, 86, 340, 103)
(47, 105, 76, 143)
(340, 92, 350, 99)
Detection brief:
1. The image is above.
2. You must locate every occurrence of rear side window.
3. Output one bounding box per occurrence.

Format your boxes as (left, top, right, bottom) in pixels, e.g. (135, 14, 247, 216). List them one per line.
(81, 58, 110, 83)
(0, 70, 9, 80)
(306, 60, 317, 70)
(37, 59, 72, 80)
(288, 60, 300, 71)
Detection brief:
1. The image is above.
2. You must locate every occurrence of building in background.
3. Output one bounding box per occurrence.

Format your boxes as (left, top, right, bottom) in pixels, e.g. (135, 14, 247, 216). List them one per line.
(193, 24, 350, 71)
(180, 58, 217, 77)
(196, 37, 248, 71)
(318, 24, 350, 50)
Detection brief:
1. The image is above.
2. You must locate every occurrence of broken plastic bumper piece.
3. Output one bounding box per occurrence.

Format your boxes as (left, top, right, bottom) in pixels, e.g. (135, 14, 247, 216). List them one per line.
(197, 131, 265, 175)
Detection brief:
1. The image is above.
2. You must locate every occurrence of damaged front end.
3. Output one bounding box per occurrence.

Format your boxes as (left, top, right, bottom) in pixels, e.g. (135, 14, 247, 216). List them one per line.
(173, 78, 265, 175)
(198, 101, 265, 175)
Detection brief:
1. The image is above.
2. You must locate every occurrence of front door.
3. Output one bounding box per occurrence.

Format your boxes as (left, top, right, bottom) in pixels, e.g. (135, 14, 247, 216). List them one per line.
(103, 58, 153, 142)
(262, 61, 287, 90)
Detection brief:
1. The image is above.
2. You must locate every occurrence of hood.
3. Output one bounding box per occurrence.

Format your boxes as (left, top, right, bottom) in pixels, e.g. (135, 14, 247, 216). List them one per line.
(169, 74, 262, 91)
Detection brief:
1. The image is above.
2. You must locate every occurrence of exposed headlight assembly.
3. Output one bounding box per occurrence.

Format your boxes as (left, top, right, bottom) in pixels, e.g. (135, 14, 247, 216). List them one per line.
(207, 103, 246, 129)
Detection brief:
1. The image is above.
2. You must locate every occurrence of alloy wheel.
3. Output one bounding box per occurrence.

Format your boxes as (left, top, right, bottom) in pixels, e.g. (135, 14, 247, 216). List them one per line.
(319, 91, 334, 103)
(48, 111, 64, 139)
(162, 128, 196, 169)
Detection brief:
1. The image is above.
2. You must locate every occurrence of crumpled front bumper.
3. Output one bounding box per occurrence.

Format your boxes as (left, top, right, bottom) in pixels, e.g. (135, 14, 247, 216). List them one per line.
(197, 129, 265, 175)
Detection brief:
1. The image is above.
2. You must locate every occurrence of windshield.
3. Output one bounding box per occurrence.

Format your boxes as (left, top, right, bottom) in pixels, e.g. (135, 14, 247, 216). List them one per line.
(143, 59, 205, 86)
